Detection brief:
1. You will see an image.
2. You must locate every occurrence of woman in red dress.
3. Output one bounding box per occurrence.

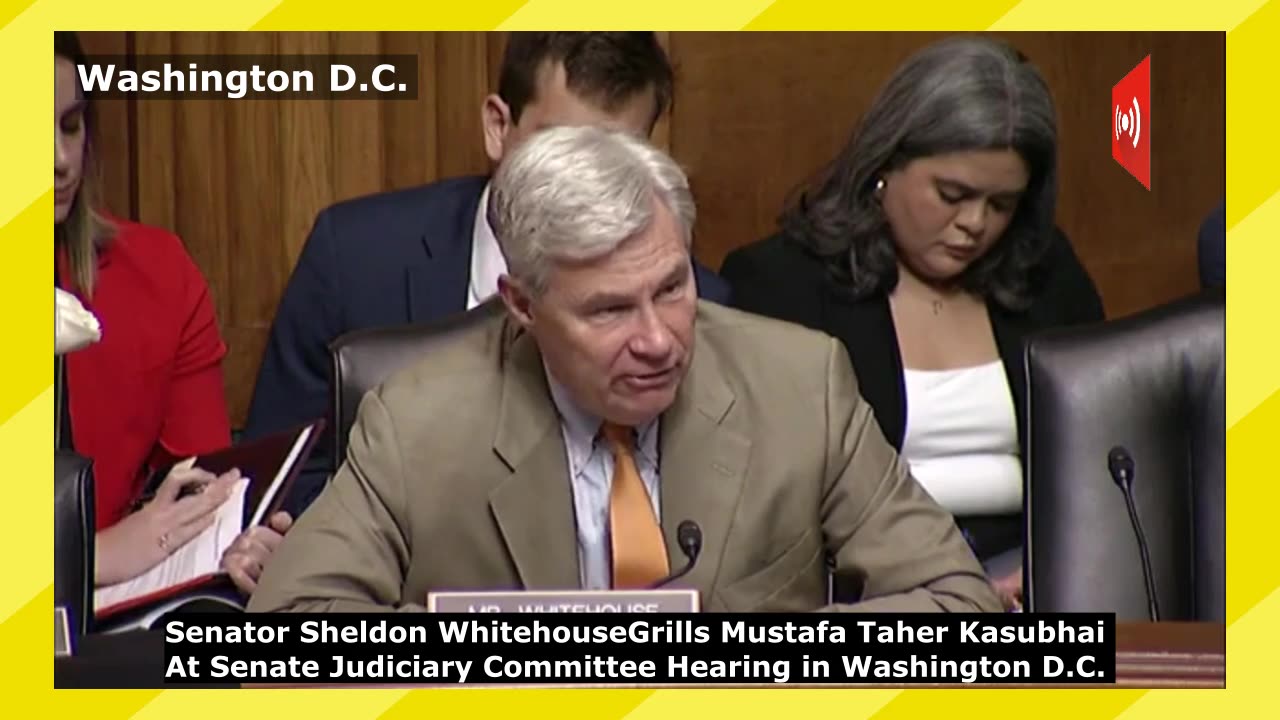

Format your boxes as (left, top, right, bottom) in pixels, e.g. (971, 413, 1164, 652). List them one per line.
(56, 32, 287, 595)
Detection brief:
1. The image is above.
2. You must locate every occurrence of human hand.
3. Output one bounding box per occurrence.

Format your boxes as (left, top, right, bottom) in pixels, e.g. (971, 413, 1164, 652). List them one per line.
(221, 511, 293, 596)
(95, 462, 241, 587)
(992, 567, 1024, 612)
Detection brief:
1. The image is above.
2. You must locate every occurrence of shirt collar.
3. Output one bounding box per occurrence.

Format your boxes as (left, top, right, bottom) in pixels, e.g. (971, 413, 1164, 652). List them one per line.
(468, 182, 506, 306)
(543, 364, 660, 472)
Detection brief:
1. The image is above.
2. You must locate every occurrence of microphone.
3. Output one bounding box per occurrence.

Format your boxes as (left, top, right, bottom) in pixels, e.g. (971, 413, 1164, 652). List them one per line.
(649, 520, 703, 589)
(1107, 446, 1160, 622)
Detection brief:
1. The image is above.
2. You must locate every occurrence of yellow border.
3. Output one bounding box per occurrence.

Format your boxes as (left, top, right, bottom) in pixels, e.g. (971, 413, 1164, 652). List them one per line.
(12, 2, 1268, 717)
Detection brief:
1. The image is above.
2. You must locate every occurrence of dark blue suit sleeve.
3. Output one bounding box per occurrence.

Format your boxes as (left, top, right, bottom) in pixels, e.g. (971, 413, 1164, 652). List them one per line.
(693, 261, 732, 305)
(1197, 204, 1226, 290)
(243, 208, 344, 518)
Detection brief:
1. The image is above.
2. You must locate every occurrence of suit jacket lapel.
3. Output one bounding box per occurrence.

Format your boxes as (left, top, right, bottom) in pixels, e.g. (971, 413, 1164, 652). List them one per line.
(989, 301, 1033, 462)
(659, 318, 750, 604)
(488, 322, 581, 589)
(822, 287, 908, 448)
(406, 179, 486, 323)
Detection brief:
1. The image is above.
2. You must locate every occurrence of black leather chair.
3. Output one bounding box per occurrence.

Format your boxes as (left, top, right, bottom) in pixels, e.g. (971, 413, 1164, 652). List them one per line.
(1023, 289, 1224, 621)
(55, 450, 96, 637)
(329, 301, 506, 469)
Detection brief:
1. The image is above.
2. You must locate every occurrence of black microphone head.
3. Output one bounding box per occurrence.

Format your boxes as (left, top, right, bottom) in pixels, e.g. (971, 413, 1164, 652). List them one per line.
(1108, 446, 1135, 487)
(677, 520, 702, 559)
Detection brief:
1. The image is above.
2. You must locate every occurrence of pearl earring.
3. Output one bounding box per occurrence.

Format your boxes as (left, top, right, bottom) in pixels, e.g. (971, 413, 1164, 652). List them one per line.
(873, 177, 886, 198)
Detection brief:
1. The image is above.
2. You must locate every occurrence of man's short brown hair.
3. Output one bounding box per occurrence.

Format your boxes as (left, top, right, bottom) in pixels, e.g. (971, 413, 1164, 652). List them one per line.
(497, 32, 674, 129)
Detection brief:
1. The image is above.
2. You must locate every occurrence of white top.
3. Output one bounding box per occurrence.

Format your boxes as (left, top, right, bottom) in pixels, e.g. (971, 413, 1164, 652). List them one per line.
(466, 183, 507, 310)
(900, 361, 1022, 516)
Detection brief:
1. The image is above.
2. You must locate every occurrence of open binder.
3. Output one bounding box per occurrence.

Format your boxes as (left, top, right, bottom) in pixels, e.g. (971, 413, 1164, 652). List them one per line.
(93, 419, 324, 627)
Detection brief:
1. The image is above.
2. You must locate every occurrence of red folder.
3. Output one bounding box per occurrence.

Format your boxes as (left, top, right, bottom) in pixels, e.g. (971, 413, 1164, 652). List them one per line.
(93, 419, 324, 622)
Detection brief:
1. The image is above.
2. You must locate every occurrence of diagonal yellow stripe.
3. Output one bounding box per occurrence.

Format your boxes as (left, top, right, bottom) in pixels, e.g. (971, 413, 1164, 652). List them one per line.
(379, 688, 653, 720)
(16, 0, 283, 26)
(0, 1, 285, 231)
(0, 388, 51, 625)
(0, 19, 46, 233)
(1225, 0, 1279, 226)
(1225, 385, 1280, 623)
(624, 689, 900, 719)
(0, 192, 51, 429)
(745, 0, 1022, 28)
(132, 687, 406, 720)
(252, 0, 531, 29)
(1119, 587, 1277, 717)
(498, 0, 777, 28)
(3, 587, 159, 711)
(989, 0, 1269, 28)
(1225, 189, 1280, 428)
(0, 0, 37, 31)
(868, 688, 1143, 720)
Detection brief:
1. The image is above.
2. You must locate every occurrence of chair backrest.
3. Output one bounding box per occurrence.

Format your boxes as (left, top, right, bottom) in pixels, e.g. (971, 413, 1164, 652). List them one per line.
(329, 301, 506, 469)
(1024, 289, 1224, 621)
(54, 450, 95, 636)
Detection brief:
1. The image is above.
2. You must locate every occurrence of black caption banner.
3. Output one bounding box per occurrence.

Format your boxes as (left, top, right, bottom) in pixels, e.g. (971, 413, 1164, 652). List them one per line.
(77, 55, 420, 99)
(163, 613, 1115, 686)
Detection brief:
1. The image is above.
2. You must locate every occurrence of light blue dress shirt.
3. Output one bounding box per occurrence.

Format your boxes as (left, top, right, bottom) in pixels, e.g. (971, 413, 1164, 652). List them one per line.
(545, 371, 662, 591)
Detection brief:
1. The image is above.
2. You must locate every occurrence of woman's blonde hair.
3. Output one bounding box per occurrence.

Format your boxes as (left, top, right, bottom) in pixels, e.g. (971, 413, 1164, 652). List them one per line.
(55, 30, 115, 297)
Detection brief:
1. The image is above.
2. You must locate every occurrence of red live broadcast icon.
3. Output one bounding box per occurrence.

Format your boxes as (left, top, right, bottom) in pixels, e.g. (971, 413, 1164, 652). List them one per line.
(1112, 54, 1151, 190)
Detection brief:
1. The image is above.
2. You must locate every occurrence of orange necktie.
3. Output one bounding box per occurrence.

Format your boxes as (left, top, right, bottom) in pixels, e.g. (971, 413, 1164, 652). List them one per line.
(601, 422, 669, 588)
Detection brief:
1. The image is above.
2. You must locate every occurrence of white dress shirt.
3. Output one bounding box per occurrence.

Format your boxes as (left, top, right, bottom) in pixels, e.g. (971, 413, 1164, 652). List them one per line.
(545, 369, 662, 590)
(466, 183, 507, 310)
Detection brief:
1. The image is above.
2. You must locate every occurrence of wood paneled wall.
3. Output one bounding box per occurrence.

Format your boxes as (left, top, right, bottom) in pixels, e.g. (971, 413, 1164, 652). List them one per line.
(76, 31, 1224, 428)
(81, 31, 507, 427)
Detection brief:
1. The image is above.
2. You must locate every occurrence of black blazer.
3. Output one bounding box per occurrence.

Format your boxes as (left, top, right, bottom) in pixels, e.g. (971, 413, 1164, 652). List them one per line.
(245, 175, 732, 517)
(721, 230, 1105, 557)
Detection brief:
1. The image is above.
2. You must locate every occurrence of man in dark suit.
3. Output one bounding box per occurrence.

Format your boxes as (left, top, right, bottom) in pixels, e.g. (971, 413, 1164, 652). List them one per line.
(236, 33, 729, 544)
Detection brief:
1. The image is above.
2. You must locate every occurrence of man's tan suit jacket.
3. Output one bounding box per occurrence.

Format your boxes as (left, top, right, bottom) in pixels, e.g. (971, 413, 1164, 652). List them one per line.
(249, 301, 1002, 613)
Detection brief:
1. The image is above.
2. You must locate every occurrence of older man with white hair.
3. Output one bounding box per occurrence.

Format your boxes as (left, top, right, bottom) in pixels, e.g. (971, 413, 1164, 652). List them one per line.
(250, 126, 1000, 613)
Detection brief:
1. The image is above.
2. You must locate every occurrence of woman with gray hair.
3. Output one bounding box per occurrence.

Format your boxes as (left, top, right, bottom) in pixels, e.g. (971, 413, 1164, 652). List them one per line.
(721, 36, 1104, 610)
